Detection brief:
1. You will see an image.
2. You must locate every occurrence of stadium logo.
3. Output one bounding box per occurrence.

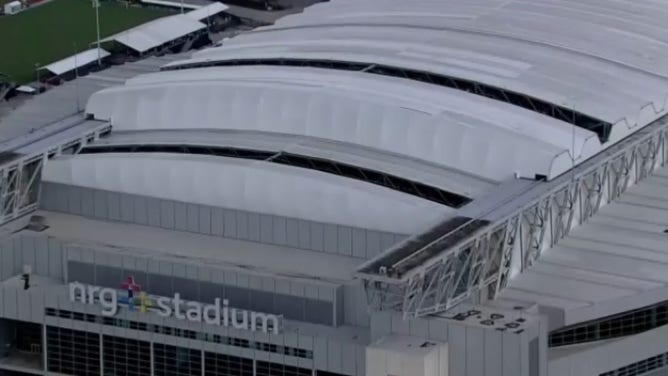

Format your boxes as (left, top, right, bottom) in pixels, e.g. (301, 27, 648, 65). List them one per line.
(68, 277, 281, 334)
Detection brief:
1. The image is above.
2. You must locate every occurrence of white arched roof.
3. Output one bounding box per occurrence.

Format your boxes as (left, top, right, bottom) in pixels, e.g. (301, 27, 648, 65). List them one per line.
(167, 0, 668, 150)
(41, 153, 451, 234)
(86, 66, 599, 182)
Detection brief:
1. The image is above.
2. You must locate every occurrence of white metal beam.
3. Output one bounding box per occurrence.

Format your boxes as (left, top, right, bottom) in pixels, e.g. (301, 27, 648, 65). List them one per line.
(359, 115, 668, 318)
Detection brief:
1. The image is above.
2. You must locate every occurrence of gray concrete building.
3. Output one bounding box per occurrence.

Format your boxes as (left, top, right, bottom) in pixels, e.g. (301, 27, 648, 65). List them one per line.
(1, 1, 668, 376)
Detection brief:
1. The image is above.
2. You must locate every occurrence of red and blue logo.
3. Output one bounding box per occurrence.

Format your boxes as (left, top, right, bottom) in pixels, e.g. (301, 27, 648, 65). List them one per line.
(119, 276, 152, 313)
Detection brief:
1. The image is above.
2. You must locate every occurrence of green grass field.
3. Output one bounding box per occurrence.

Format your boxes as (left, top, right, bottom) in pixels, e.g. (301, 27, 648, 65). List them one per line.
(0, 0, 173, 83)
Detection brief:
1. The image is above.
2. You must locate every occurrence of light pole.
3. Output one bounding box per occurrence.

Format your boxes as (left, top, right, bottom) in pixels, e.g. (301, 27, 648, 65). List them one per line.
(93, 0, 101, 65)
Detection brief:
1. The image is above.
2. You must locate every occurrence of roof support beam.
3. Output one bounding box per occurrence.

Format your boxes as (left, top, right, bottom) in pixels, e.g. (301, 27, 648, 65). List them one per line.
(357, 115, 668, 318)
(0, 122, 111, 226)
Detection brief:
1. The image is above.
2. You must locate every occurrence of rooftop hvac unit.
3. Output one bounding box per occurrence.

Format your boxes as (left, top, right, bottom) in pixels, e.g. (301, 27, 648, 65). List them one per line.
(26, 215, 48, 232)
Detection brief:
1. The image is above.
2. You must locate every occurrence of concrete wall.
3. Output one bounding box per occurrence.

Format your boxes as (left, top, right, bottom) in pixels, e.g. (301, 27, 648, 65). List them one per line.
(0, 236, 65, 283)
(0, 233, 359, 328)
(40, 182, 405, 260)
(370, 312, 548, 376)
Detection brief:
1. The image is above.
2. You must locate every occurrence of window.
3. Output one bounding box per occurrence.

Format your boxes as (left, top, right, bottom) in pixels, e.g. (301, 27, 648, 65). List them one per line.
(103, 335, 151, 376)
(600, 352, 667, 376)
(204, 352, 253, 376)
(317, 372, 354, 376)
(45, 308, 313, 360)
(550, 300, 668, 347)
(46, 326, 100, 376)
(154, 344, 202, 376)
(256, 361, 311, 376)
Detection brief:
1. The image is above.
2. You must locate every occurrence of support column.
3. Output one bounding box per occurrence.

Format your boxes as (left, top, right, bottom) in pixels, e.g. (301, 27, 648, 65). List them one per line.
(151, 341, 155, 376)
(99, 333, 104, 375)
(42, 324, 48, 375)
(201, 349, 205, 376)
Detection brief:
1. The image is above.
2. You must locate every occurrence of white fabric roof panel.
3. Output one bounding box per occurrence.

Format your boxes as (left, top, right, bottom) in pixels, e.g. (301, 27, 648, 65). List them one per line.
(184, 2, 229, 21)
(170, 0, 668, 152)
(497, 164, 668, 326)
(99, 15, 205, 53)
(40, 48, 111, 76)
(86, 66, 600, 182)
(93, 129, 496, 198)
(140, 0, 200, 10)
(41, 153, 452, 234)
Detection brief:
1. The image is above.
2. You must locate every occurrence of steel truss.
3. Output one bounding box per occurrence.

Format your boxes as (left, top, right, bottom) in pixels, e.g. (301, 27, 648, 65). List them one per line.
(361, 118, 668, 319)
(0, 123, 111, 226)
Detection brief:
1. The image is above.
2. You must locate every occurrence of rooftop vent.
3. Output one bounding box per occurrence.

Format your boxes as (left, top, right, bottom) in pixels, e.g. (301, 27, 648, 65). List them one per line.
(25, 215, 48, 232)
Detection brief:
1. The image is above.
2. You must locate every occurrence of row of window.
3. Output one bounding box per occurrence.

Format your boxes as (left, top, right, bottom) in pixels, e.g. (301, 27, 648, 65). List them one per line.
(103, 335, 152, 376)
(154, 343, 202, 376)
(46, 308, 313, 359)
(46, 326, 351, 376)
(549, 301, 668, 347)
(600, 351, 668, 376)
(205, 351, 253, 376)
(47, 326, 100, 376)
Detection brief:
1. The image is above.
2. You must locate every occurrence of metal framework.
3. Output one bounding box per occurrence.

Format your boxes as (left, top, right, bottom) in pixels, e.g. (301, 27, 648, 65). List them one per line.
(164, 58, 612, 142)
(0, 122, 111, 226)
(358, 116, 668, 319)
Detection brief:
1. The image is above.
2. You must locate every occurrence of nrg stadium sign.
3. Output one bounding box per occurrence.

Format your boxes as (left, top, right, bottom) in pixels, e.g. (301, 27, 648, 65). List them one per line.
(69, 277, 281, 334)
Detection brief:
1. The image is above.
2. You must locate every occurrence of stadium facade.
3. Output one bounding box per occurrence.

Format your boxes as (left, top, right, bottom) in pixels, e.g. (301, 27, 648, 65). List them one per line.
(1, 1, 668, 376)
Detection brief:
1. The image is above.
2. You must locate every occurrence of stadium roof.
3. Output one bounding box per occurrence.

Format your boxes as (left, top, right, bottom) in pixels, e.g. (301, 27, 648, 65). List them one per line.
(86, 129, 496, 198)
(42, 152, 451, 234)
(98, 13, 205, 53)
(160, 0, 668, 178)
(86, 65, 599, 183)
(39, 48, 110, 76)
(5, 0, 668, 327)
(76, 0, 668, 264)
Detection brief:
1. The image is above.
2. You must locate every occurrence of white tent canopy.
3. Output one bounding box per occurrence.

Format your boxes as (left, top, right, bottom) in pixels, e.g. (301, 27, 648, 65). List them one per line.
(140, 0, 200, 10)
(99, 15, 205, 53)
(39, 48, 110, 76)
(184, 2, 229, 21)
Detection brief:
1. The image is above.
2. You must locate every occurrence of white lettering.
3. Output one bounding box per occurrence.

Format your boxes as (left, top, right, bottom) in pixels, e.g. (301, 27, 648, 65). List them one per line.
(87, 286, 100, 304)
(69, 282, 87, 303)
(156, 297, 172, 317)
(230, 308, 248, 330)
(203, 299, 220, 325)
(185, 302, 202, 322)
(251, 311, 280, 335)
(173, 293, 185, 319)
(222, 299, 229, 327)
(99, 288, 118, 316)
(67, 283, 281, 334)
